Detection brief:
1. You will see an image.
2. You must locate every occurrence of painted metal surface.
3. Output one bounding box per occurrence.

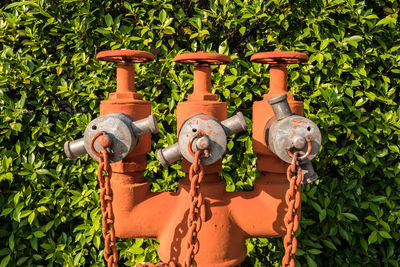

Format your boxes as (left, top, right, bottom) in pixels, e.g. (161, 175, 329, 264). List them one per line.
(250, 51, 321, 266)
(157, 112, 247, 167)
(178, 114, 227, 165)
(64, 50, 322, 267)
(266, 95, 321, 164)
(64, 113, 158, 162)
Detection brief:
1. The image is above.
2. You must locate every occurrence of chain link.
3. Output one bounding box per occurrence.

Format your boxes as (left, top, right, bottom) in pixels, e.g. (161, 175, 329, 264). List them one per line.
(91, 132, 118, 267)
(184, 150, 205, 267)
(282, 152, 302, 267)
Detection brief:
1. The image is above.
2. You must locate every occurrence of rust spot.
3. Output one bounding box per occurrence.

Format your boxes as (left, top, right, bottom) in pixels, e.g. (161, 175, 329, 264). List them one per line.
(196, 120, 199, 125)
(199, 117, 210, 121)
(293, 125, 299, 129)
(207, 130, 212, 135)
(291, 119, 311, 124)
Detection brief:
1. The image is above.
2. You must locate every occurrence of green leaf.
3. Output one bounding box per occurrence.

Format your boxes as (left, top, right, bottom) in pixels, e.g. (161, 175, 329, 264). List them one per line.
(360, 238, 368, 251)
(368, 231, 378, 244)
(355, 154, 367, 165)
(105, 14, 113, 27)
(371, 196, 386, 202)
(308, 249, 322, 255)
(322, 239, 337, 250)
(16, 257, 28, 265)
(378, 231, 392, 239)
(376, 16, 396, 26)
(320, 39, 330, 50)
(306, 255, 317, 267)
(28, 212, 35, 224)
(342, 212, 359, 221)
(0, 255, 11, 267)
(33, 231, 45, 238)
(365, 91, 376, 101)
(159, 10, 167, 24)
(355, 98, 368, 107)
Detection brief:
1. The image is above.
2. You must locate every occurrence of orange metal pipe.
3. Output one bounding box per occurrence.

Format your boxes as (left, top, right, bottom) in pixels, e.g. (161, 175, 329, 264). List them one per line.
(116, 62, 135, 93)
(193, 64, 211, 95)
(269, 64, 288, 95)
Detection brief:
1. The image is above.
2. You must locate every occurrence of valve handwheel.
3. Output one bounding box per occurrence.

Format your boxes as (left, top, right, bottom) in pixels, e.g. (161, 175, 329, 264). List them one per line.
(174, 51, 231, 65)
(250, 51, 308, 65)
(97, 49, 154, 63)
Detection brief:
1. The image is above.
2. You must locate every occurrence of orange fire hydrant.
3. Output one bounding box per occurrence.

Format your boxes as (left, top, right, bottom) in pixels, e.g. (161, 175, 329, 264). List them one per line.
(64, 50, 321, 267)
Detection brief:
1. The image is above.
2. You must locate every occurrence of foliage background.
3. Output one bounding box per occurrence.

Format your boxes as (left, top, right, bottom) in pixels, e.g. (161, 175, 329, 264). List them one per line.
(1, 0, 399, 266)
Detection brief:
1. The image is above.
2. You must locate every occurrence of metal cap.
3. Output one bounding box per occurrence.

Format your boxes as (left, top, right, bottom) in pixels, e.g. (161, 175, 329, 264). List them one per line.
(268, 94, 292, 121)
(221, 112, 248, 136)
(132, 115, 159, 137)
(64, 138, 87, 159)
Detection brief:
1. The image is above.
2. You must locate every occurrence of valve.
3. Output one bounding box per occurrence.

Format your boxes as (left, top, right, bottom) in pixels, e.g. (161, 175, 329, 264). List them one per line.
(266, 94, 321, 183)
(250, 51, 320, 183)
(157, 112, 247, 167)
(157, 51, 247, 167)
(64, 49, 158, 162)
(64, 113, 158, 162)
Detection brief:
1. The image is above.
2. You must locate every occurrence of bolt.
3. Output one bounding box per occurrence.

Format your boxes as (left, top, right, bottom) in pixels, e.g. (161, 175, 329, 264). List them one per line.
(99, 134, 112, 148)
(196, 135, 211, 151)
(292, 135, 306, 150)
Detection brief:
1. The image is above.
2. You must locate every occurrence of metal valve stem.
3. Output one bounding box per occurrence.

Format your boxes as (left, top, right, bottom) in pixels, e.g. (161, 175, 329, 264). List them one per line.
(131, 115, 159, 137)
(157, 143, 182, 168)
(221, 112, 248, 136)
(64, 138, 87, 159)
(268, 94, 292, 121)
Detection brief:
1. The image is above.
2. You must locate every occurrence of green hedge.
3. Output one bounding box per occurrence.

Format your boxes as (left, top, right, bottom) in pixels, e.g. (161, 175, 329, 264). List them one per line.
(1, 0, 399, 266)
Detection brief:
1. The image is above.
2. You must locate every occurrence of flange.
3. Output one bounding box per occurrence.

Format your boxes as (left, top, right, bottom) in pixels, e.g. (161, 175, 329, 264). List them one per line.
(250, 51, 308, 65)
(97, 49, 154, 63)
(174, 51, 231, 65)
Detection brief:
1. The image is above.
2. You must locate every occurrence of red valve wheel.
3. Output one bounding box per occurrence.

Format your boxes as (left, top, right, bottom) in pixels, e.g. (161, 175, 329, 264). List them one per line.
(97, 49, 154, 63)
(250, 51, 308, 64)
(174, 51, 231, 65)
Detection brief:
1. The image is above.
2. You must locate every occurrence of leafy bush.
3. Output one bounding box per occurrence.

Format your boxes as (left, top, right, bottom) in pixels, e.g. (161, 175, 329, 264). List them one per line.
(1, 0, 399, 266)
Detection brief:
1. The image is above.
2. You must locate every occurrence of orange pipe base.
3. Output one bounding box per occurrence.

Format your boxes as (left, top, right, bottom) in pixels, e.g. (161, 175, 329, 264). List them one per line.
(110, 172, 293, 267)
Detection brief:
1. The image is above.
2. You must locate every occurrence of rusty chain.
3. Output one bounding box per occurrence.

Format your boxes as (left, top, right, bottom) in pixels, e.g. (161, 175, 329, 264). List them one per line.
(282, 138, 312, 267)
(90, 132, 118, 267)
(282, 152, 302, 267)
(184, 150, 205, 267)
(139, 151, 205, 267)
